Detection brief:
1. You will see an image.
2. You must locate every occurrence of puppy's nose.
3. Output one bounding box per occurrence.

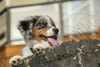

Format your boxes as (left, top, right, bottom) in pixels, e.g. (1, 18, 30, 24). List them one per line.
(53, 28, 59, 34)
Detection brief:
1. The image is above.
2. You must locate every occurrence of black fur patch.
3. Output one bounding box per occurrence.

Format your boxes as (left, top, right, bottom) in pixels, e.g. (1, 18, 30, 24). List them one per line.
(20, 21, 30, 31)
(19, 16, 39, 31)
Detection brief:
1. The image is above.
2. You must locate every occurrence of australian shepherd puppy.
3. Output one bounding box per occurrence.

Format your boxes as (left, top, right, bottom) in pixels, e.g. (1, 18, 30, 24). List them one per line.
(9, 15, 62, 66)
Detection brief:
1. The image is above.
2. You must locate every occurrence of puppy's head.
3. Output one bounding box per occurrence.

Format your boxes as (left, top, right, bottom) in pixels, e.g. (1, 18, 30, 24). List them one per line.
(18, 16, 59, 46)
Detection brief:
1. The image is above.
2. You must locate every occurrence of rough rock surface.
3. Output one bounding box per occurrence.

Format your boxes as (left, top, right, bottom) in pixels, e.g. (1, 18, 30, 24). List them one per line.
(16, 39, 100, 67)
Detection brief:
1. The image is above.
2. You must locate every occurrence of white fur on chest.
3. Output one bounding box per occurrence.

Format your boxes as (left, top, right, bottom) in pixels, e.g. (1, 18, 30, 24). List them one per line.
(24, 39, 39, 47)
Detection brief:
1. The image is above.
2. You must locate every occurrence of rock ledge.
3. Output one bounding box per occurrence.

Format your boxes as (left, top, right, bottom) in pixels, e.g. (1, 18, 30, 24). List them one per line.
(16, 39, 100, 67)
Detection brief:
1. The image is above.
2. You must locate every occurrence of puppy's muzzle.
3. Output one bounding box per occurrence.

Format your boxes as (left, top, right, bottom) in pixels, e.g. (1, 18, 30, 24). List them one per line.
(53, 28, 59, 34)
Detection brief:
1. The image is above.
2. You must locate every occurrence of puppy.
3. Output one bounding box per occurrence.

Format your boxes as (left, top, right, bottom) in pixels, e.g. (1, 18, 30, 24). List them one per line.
(9, 15, 62, 66)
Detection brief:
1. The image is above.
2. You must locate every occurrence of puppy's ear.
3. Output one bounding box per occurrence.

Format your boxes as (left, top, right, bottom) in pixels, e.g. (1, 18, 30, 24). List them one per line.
(18, 16, 40, 40)
(21, 16, 39, 23)
(19, 16, 39, 30)
(46, 16, 56, 27)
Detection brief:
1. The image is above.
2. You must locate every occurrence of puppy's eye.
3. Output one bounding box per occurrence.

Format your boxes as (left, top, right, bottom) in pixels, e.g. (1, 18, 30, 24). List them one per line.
(41, 23, 46, 27)
(38, 23, 47, 30)
(40, 23, 47, 28)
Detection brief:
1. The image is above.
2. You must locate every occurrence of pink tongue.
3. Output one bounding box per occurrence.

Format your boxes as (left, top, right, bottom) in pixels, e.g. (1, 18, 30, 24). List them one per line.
(47, 38, 58, 46)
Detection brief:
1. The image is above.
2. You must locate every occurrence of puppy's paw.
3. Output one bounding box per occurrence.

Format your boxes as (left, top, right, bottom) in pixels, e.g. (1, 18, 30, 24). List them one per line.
(9, 55, 23, 66)
(33, 45, 44, 53)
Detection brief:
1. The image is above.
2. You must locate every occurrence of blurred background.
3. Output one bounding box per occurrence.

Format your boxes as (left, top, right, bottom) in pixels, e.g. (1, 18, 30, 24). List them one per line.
(0, 0, 100, 67)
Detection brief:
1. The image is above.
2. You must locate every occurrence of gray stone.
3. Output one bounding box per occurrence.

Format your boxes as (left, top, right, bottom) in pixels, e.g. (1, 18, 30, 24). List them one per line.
(14, 39, 100, 67)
